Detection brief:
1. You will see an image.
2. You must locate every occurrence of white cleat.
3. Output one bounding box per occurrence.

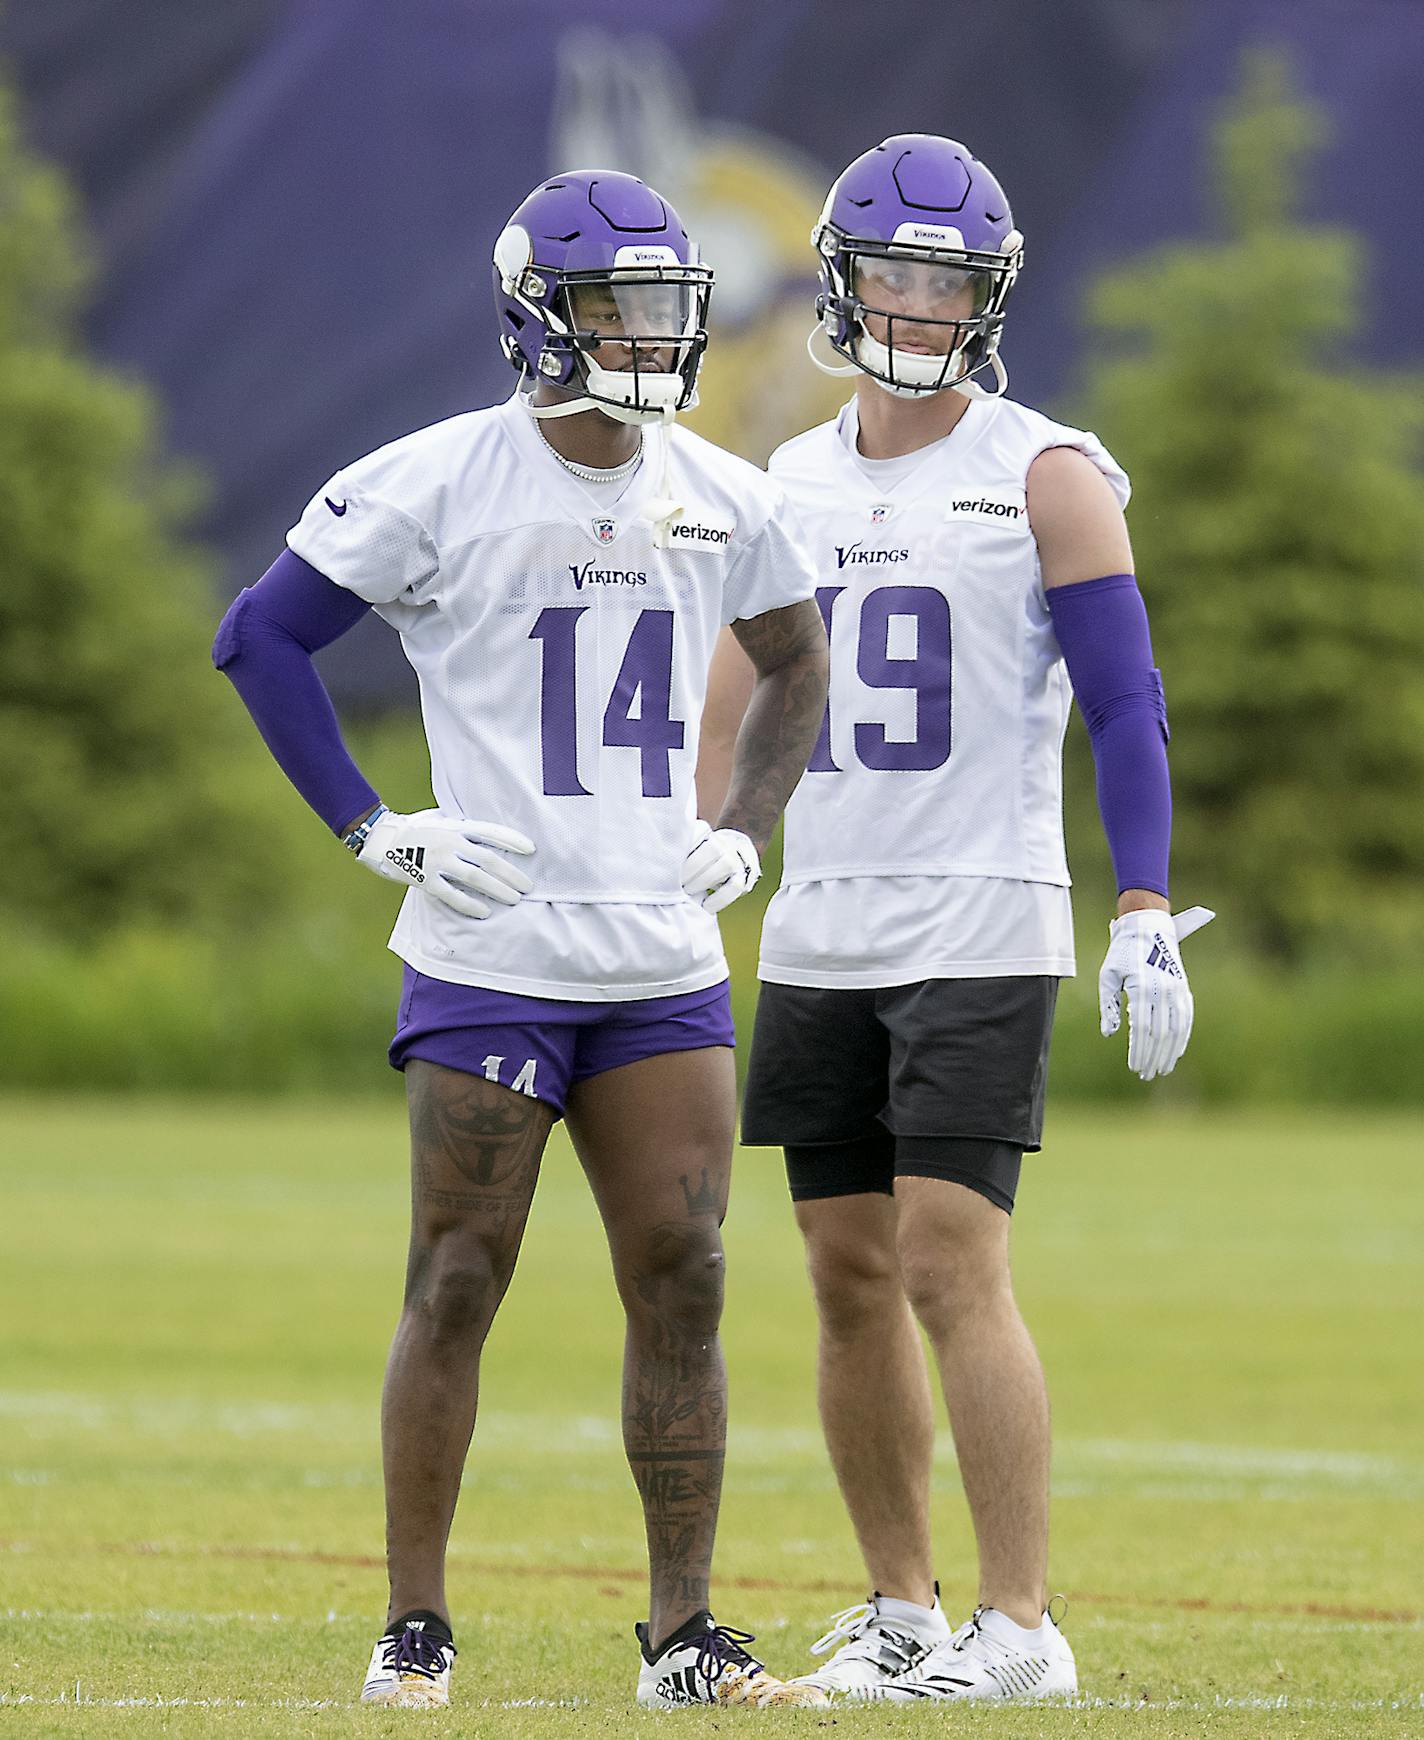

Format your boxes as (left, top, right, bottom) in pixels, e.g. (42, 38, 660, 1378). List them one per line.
(788, 1596, 944, 1701)
(636, 1611, 829, 1708)
(360, 1623, 457, 1707)
(884, 1604, 1077, 1702)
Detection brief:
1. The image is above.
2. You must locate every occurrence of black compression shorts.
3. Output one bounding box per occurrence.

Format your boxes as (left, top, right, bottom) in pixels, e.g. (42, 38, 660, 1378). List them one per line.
(742, 976, 1059, 1213)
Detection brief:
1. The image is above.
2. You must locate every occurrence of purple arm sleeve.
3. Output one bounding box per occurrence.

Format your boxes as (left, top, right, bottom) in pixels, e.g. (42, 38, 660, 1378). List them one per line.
(1046, 572, 1171, 898)
(212, 548, 380, 836)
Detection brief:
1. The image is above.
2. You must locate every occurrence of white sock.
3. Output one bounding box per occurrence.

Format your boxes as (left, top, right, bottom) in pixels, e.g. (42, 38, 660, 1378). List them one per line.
(875, 1594, 951, 1643)
(978, 1607, 1052, 1649)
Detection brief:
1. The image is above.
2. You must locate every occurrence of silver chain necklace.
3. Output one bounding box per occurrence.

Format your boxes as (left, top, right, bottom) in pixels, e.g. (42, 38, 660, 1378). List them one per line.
(536, 421, 643, 484)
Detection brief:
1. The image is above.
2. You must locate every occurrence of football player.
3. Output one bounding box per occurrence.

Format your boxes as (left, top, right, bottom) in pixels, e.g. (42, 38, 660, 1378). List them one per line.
(215, 170, 828, 1709)
(698, 135, 1213, 1702)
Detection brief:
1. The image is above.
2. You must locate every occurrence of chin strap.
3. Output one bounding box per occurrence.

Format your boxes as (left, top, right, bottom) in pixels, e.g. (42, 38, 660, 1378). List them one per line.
(806, 324, 860, 379)
(952, 351, 1010, 399)
(520, 370, 688, 429)
(525, 393, 602, 421)
(805, 322, 1010, 400)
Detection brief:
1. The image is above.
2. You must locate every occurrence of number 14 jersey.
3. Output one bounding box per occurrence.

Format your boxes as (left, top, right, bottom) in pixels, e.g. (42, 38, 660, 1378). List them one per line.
(759, 396, 1129, 988)
(287, 394, 816, 1001)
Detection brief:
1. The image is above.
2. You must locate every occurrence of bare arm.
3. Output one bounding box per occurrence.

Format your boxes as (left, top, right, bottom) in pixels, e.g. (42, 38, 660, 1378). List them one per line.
(1027, 445, 1165, 917)
(711, 599, 828, 853)
(1028, 444, 1134, 588)
(695, 627, 758, 822)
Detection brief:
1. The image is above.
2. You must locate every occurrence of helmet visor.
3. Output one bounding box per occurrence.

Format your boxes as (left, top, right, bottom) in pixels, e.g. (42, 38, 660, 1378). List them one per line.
(565, 271, 707, 374)
(852, 255, 994, 324)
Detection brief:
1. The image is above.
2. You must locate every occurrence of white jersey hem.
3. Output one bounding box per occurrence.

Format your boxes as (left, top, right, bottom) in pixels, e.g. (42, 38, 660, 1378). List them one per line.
(391, 939, 731, 1004)
(757, 954, 1077, 988)
(779, 865, 1072, 888)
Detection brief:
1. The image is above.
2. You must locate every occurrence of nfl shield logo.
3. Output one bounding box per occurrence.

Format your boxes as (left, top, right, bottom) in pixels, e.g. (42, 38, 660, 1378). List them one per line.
(592, 516, 617, 544)
(870, 502, 892, 524)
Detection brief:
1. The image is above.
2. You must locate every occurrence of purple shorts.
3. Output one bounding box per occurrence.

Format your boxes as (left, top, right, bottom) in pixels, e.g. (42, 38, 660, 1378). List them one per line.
(389, 966, 735, 1115)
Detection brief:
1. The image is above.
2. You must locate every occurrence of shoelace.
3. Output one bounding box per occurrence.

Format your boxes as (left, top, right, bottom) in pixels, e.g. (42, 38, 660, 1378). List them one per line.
(811, 1602, 878, 1655)
(692, 1624, 763, 1692)
(381, 1628, 450, 1680)
(948, 1606, 986, 1653)
(811, 1602, 924, 1673)
(945, 1607, 1048, 1668)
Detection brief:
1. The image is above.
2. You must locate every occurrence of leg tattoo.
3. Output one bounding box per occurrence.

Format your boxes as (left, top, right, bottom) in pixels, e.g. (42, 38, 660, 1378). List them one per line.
(623, 1220, 728, 1627)
(382, 1062, 552, 1623)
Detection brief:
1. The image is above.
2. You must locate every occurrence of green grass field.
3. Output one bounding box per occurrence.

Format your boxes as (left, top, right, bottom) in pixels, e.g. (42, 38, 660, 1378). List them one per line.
(2, 1097, 1420, 1737)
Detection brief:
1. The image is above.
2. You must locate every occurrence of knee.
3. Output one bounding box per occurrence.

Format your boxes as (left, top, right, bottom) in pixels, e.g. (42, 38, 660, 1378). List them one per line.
(897, 1228, 1008, 1338)
(403, 1225, 516, 1346)
(621, 1222, 726, 1344)
(802, 1225, 903, 1342)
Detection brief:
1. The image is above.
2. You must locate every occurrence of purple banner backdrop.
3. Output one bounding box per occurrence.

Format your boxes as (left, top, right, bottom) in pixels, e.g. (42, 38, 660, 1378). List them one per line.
(3, 0, 1420, 698)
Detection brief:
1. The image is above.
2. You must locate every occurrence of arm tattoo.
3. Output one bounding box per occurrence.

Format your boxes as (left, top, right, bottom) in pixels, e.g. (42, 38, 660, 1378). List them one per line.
(720, 598, 828, 850)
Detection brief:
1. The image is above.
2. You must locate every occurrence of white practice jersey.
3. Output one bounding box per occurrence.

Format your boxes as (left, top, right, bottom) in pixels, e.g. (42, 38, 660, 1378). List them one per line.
(288, 394, 817, 1000)
(758, 395, 1129, 989)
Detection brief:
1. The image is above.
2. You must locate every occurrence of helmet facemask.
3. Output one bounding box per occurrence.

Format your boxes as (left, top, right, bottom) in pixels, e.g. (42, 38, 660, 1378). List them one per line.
(811, 222, 1023, 399)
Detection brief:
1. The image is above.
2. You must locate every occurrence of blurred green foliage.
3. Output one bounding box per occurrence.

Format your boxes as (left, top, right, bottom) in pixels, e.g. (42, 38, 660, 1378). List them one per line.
(0, 88, 313, 942)
(1067, 51, 1424, 966)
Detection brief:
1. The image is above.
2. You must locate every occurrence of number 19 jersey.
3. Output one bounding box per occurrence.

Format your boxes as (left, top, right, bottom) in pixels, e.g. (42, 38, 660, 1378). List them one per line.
(758, 395, 1129, 988)
(287, 394, 816, 1001)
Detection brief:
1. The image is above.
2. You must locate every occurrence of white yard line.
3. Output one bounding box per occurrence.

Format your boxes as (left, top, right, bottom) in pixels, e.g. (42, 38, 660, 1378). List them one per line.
(4, 1390, 1421, 1496)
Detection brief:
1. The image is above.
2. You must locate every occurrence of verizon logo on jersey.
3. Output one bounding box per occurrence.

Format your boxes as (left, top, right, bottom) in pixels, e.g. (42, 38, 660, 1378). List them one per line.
(568, 560, 648, 590)
(836, 542, 910, 569)
(947, 494, 1024, 520)
(667, 519, 733, 546)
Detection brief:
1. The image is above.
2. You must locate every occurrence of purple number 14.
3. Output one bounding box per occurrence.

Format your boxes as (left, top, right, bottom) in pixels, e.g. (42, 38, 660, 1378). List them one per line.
(530, 606, 685, 798)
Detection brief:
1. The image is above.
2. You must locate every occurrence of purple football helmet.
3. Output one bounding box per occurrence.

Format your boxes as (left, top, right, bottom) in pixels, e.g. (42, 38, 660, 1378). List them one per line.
(493, 171, 714, 425)
(810, 134, 1023, 399)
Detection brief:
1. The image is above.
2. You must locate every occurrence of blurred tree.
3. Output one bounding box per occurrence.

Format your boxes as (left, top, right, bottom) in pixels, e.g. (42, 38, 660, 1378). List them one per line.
(1067, 50, 1424, 966)
(0, 84, 313, 941)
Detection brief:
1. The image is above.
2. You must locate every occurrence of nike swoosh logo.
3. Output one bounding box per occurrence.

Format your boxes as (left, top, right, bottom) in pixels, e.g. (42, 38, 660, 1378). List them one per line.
(325, 496, 348, 516)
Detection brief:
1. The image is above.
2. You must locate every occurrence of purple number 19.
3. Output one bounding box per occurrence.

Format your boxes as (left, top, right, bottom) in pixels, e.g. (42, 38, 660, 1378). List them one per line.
(810, 583, 952, 774)
(530, 606, 685, 798)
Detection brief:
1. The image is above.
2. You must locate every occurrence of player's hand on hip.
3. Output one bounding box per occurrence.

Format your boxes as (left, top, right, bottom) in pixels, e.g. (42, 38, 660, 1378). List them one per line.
(1098, 906, 1215, 1081)
(355, 807, 535, 919)
(682, 821, 761, 915)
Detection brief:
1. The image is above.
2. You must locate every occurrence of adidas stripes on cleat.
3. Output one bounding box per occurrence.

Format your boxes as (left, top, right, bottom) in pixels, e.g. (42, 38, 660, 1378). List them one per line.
(636, 1611, 829, 1708)
(789, 1595, 943, 1700)
(883, 1604, 1077, 1702)
(360, 1621, 456, 1706)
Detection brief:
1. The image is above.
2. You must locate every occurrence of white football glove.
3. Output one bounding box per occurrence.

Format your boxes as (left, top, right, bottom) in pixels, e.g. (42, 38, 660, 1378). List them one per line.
(354, 807, 535, 919)
(1098, 905, 1215, 1081)
(682, 821, 761, 915)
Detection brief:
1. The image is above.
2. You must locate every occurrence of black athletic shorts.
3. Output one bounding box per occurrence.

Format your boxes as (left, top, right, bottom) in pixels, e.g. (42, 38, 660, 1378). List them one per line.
(741, 977, 1059, 1212)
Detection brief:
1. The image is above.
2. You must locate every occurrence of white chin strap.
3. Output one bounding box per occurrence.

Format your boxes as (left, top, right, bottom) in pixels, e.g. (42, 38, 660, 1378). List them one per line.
(805, 321, 1008, 401)
(525, 358, 688, 427)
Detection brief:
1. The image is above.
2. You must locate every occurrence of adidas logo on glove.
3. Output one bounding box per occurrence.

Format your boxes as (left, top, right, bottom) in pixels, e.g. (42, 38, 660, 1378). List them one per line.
(385, 845, 427, 883)
(1145, 934, 1182, 977)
